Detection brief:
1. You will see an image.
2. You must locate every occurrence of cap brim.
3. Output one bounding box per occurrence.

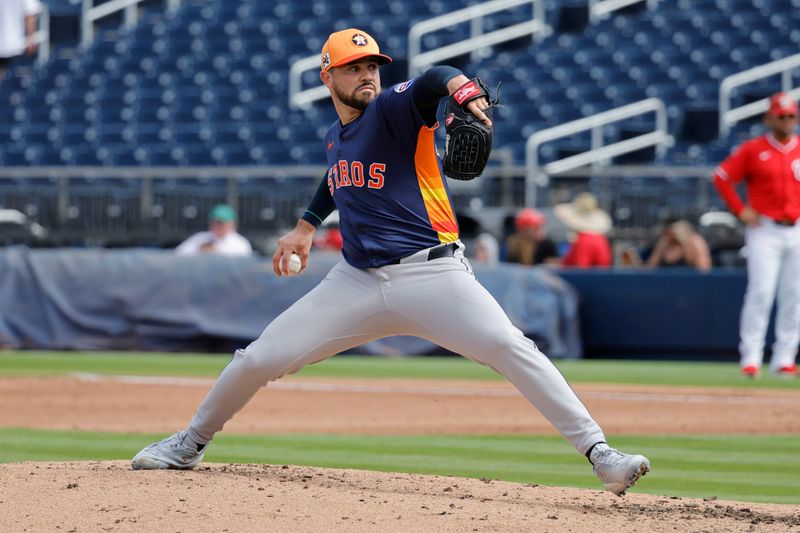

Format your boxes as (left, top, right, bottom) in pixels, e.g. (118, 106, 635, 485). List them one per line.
(329, 53, 393, 70)
(768, 107, 799, 116)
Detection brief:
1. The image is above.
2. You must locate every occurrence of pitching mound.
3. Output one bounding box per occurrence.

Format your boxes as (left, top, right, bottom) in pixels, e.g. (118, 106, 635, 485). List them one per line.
(2, 462, 798, 532)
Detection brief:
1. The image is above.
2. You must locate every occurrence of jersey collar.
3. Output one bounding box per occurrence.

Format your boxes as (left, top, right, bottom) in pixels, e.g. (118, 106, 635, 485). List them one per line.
(766, 133, 798, 153)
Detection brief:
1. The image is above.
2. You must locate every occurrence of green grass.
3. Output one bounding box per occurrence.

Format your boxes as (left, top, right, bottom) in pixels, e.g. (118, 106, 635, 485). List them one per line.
(1, 352, 797, 504)
(0, 352, 233, 378)
(1, 428, 797, 505)
(1, 351, 798, 389)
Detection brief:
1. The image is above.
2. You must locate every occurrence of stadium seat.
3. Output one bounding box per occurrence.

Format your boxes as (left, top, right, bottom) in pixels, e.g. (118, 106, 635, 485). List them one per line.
(0, 0, 796, 240)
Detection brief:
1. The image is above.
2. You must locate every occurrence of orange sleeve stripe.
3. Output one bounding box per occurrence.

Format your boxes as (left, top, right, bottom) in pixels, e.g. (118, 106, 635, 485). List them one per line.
(430, 216, 459, 233)
(414, 127, 459, 243)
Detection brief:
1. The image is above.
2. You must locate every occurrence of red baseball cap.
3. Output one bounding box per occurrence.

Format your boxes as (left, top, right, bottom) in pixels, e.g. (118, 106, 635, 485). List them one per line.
(515, 208, 545, 230)
(320, 29, 392, 72)
(767, 92, 798, 116)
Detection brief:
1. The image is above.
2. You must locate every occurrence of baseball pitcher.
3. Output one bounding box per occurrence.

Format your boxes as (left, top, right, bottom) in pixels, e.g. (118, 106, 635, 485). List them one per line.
(132, 28, 650, 496)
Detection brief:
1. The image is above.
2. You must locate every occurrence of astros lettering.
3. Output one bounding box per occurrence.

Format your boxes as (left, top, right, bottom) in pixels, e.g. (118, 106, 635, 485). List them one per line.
(328, 160, 385, 193)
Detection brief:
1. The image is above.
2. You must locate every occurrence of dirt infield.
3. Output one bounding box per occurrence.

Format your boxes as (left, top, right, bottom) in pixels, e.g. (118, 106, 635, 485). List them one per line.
(2, 375, 799, 435)
(2, 375, 799, 532)
(2, 462, 799, 533)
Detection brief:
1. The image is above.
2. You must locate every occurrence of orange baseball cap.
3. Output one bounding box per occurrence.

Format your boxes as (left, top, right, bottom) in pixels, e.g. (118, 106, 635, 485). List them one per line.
(767, 92, 798, 116)
(320, 29, 392, 72)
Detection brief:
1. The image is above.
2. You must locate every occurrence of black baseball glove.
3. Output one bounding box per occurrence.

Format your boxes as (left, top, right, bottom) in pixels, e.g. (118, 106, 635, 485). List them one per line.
(443, 78, 499, 181)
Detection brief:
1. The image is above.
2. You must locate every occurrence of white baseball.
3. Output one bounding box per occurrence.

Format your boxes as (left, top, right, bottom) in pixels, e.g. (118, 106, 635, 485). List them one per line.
(287, 253, 302, 275)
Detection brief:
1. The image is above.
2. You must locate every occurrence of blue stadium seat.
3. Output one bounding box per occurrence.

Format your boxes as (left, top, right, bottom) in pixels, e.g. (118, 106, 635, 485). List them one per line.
(1, 0, 796, 174)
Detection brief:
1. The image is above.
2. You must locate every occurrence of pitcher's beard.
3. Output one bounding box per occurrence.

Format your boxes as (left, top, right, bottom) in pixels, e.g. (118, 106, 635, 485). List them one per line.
(335, 84, 377, 110)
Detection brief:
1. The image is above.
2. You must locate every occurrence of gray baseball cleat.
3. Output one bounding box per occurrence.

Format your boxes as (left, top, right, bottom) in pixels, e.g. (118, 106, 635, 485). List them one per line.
(591, 445, 650, 496)
(131, 430, 205, 470)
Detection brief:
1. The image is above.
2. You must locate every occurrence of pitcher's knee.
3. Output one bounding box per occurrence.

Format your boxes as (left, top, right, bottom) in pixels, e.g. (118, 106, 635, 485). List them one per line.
(480, 329, 538, 358)
(236, 345, 299, 383)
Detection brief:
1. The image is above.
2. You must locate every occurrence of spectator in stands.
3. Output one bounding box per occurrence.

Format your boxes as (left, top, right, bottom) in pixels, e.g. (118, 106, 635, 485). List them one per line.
(504, 208, 560, 266)
(0, 0, 41, 79)
(473, 232, 500, 266)
(554, 192, 612, 268)
(712, 92, 800, 379)
(312, 211, 344, 252)
(646, 218, 712, 272)
(175, 204, 253, 257)
(313, 226, 344, 251)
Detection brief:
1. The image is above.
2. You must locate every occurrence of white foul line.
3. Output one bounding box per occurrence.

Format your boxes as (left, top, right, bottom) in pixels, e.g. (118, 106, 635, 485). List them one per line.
(70, 373, 799, 406)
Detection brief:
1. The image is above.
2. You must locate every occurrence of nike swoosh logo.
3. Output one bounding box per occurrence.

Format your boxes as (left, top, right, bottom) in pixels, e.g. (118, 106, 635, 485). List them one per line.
(759, 151, 771, 160)
(328, 142, 333, 150)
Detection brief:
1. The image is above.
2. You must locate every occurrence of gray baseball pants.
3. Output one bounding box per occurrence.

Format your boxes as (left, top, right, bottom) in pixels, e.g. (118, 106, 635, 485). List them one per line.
(188, 245, 606, 455)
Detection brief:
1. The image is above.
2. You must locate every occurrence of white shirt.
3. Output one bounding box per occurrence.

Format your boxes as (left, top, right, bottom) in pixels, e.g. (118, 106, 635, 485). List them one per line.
(0, 0, 42, 58)
(175, 231, 253, 257)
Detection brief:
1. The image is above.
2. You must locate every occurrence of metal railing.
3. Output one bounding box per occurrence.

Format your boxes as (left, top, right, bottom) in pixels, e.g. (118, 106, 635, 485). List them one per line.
(525, 98, 672, 206)
(0, 163, 723, 247)
(408, 0, 549, 77)
(28, 4, 50, 65)
(588, 0, 659, 22)
(718, 53, 800, 137)
(289, 55, 327, 109)
(0, 165, 317, 222)
(288, 0, 549, 108)
(81, 0, 181, 46)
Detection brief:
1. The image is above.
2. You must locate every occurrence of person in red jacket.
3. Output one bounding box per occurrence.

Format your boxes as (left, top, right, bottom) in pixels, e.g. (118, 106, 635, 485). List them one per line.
(554, 192, 613, 268)
(713, 92, 800, 379)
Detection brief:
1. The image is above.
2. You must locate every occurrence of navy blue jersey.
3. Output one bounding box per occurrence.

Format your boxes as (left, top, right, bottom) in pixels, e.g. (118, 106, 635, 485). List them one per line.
(324, 79, 460, 268)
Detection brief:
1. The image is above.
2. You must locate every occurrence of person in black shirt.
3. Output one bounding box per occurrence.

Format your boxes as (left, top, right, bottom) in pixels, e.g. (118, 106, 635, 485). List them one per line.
(504, 208, 560, 266)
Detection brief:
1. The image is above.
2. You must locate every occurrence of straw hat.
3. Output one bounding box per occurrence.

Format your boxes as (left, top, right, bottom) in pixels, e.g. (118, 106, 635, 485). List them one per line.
(553, 192, 612, 235)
